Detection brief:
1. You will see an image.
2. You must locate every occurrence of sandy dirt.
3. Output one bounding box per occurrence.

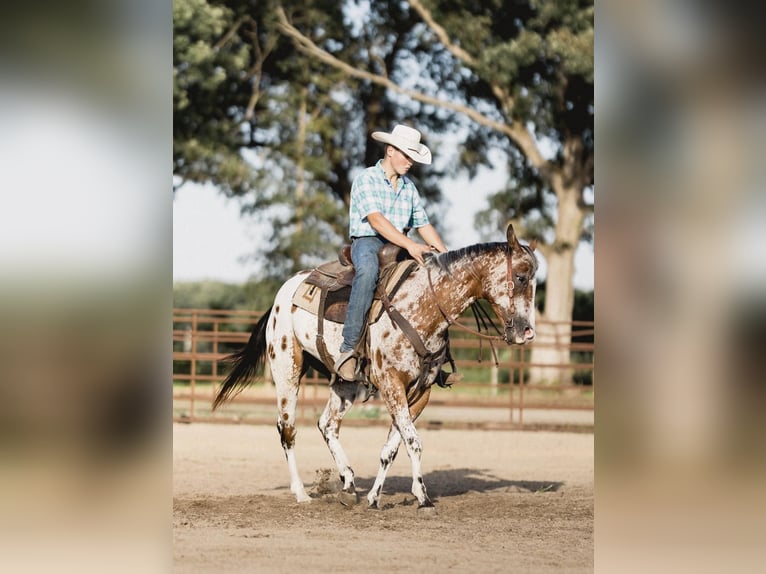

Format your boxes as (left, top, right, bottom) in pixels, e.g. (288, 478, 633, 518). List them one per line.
(174, 422, 593, 573)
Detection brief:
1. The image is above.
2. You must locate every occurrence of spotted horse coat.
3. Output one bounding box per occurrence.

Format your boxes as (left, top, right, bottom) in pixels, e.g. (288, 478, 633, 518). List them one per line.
(213, 225, 538, 510)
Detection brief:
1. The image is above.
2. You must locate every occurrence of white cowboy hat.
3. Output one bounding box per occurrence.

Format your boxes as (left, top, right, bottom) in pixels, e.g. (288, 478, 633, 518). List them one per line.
(371, 124, 432, 165)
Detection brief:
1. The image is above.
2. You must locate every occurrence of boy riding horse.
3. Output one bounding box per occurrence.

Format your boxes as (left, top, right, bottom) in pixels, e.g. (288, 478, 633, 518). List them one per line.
(334, 124, 447, 381)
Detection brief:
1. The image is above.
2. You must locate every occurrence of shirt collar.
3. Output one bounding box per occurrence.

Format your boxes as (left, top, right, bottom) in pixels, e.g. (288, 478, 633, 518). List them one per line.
(375, 159, 407, 186)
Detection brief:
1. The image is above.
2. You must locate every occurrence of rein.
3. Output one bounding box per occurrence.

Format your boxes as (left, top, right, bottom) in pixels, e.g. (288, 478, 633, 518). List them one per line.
(425, 269, 506, 343)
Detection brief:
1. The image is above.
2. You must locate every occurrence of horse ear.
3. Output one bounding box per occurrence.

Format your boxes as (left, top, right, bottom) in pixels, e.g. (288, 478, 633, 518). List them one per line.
(529, 239, 538, 252)
(506, 223, 521, 250)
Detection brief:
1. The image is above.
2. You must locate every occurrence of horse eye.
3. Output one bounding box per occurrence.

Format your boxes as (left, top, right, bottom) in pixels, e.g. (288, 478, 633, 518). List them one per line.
(516, 274, 527, 285)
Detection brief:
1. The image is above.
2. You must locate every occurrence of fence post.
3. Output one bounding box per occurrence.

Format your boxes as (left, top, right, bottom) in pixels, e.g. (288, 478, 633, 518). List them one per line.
(508, 350, 514, 425)
(518, 346, 525, 429)
(190, 310, 197, 421)
(212, 316, 219, 389)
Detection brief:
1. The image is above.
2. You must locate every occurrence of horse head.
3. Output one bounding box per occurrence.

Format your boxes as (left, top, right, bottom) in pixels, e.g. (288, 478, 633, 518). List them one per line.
(485, 224, 538, 345)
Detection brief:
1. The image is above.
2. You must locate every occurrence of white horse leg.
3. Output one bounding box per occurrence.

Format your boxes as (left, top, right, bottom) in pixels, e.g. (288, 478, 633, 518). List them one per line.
(276, 381, 310, 503)
(392, 407, 433, 508)
(366, 424, 402, 508)
(270, 301, 311, 503)
(370, 384, 433, 509)
(317, 381, 359, 504)
(377, 379, 434, 509)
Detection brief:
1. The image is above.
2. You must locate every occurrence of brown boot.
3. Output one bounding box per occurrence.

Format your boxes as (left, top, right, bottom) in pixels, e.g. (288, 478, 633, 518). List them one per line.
(334, 350, 358, 381)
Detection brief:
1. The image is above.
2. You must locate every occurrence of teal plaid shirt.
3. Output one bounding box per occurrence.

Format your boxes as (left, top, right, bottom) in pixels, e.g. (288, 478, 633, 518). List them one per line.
(348, 160, 430, 238)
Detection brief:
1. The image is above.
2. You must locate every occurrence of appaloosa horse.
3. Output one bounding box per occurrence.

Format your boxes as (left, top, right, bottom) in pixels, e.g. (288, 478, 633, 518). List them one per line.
(213, 225, 538, 510)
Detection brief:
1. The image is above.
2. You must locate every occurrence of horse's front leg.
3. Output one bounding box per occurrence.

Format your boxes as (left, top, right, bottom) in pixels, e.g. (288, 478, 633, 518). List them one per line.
(317, 381, 360, 505)
(368, 384, 432, 509)
(379, 382, 434, 509)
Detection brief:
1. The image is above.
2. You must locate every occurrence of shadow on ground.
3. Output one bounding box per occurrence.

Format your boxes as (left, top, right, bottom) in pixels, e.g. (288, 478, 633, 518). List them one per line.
(353, 468, 563, 499)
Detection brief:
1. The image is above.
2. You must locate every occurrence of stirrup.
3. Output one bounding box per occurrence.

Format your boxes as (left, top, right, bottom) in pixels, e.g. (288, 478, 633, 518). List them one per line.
(357, 381, 378, 403)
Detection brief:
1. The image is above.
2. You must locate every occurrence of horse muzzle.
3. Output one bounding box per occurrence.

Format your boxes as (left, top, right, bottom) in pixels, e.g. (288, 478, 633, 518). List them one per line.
(504, 320, 535, 345)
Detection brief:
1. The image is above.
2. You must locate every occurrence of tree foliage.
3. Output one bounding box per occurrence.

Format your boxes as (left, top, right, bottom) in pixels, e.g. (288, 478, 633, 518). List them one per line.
(173, 278, 285, 311)
(174, 0, 342, 275)
(172, 1, 594, 366)
(173, 0, 452, 277)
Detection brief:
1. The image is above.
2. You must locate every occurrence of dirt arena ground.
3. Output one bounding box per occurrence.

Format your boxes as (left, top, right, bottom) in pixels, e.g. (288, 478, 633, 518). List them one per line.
(173, 422, 593, 573)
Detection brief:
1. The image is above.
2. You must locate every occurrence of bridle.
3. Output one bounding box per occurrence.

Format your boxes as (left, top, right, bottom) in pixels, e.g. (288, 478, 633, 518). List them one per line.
(426, 246, 516, 344)
(506, 247, 517, 317)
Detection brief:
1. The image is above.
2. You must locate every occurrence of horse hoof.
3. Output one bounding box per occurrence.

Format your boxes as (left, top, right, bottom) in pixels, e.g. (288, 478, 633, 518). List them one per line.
(417, 503, 438, 516)
(338, 490, 360, 507)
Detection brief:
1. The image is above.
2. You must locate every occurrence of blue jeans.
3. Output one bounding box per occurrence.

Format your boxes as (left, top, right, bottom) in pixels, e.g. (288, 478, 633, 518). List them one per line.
(340, 236, 384, 353)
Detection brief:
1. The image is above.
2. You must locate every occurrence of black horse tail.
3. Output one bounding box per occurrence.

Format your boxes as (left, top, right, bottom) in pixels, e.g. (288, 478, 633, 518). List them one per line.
(212, 306, 272, 411)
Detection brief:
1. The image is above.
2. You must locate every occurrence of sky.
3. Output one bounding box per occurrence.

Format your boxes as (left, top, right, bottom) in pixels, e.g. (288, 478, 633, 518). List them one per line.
(173, 166, 594, 290)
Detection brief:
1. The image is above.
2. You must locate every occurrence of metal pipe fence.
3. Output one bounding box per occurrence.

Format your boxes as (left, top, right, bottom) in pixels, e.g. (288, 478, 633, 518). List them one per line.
(173, 308, 593, 431)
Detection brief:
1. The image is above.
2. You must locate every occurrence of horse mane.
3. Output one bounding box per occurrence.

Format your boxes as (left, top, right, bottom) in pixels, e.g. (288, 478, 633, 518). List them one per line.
(521, 243, 538, 271)
(427, 241, 538, 275)
(427, 242, 506, 275)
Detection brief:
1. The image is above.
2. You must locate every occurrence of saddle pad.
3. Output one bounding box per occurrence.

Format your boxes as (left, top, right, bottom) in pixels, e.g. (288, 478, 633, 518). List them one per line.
(292, 260, 417, 324)
(292, 282, 352, 322)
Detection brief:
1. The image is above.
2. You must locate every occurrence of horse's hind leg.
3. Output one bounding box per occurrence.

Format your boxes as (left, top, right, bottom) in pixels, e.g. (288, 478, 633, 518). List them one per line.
(273, 337, 311, 503)
(276, 390, 310, 502)
(317, 381, 359, 505)
(367, 424, 402, 509)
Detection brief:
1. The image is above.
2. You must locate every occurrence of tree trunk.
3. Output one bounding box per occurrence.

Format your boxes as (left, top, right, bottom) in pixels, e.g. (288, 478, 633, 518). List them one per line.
(529, 181, 585, 385)
(295, 87, 308, 233)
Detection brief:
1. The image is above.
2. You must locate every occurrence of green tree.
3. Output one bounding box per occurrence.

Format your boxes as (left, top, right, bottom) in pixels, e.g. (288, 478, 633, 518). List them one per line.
(173, 1, 593, 383)
(173, 0, 449, 277)
(274, 0, 593, 382)
(173, 278, 285, 310)
(174, 0, 352, 276)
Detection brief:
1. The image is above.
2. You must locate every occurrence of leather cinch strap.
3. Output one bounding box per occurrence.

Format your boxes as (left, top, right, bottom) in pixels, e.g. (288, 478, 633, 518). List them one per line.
(379, 289, 455, 391)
